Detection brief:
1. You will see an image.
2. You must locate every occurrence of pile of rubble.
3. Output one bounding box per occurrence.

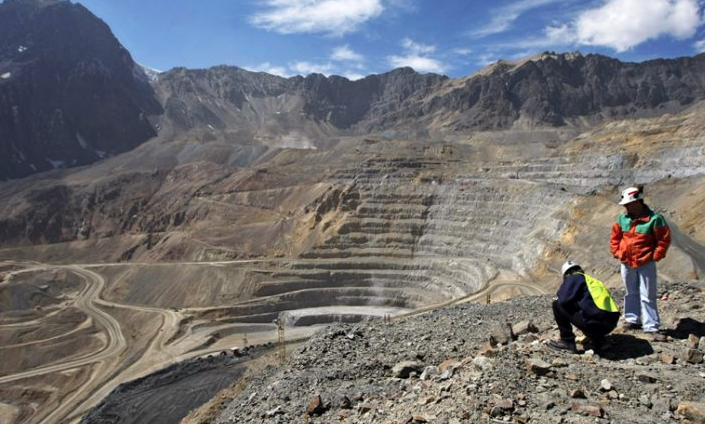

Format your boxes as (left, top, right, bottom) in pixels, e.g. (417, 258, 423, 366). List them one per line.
(214, 280, 705, 424)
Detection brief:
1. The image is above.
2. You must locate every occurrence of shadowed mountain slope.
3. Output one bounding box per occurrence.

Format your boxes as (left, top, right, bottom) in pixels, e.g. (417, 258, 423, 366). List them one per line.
(0, 0, 162, 180)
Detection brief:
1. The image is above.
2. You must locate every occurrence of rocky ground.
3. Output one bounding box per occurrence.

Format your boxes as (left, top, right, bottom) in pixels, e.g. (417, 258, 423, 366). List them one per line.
(213, 280, 705, 424)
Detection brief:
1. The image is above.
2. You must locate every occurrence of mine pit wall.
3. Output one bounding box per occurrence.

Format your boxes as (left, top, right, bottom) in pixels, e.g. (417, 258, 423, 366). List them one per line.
(325, 159, 575, 291)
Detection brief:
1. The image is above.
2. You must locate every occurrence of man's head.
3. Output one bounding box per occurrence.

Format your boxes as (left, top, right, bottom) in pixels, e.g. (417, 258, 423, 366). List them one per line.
(619, 186, 645, 215)
(561, 260, 582, 276)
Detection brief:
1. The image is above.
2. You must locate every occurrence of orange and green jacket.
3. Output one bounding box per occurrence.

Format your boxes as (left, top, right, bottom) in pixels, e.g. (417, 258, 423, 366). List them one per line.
(610, 206, 670, 268)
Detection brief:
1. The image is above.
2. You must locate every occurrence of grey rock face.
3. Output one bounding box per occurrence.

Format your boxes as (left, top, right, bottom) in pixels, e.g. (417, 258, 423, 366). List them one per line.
(0, 0, 161, 180)
(153, 52, 705, 148)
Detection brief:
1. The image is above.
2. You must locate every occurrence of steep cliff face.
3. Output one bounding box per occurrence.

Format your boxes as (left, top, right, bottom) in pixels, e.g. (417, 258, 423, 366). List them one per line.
(427, 52, 705, 130)
(0, 0, 162, 180)
(153, 52, 705, 142)
(152, 65, 447, 147)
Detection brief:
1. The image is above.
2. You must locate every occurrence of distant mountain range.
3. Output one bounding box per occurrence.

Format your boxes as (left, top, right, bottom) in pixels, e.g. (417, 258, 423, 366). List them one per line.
(2, 0, 705, 180)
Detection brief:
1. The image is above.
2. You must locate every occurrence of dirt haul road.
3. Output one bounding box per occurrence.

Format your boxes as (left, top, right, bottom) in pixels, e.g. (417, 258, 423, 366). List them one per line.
(0, 266, 126, 386)
(0, 259, 546, 423)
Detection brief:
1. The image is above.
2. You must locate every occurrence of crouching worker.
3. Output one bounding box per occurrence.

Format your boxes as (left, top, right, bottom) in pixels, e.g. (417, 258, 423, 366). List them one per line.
(548, 261, 620, 353)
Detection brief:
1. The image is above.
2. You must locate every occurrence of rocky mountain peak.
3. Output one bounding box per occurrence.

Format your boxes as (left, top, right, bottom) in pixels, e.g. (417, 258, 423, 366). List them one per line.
(0, 0, 162, 180)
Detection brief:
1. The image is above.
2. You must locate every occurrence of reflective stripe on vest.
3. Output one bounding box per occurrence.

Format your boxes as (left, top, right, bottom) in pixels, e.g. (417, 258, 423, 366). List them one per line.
(579, 273, 619, 313)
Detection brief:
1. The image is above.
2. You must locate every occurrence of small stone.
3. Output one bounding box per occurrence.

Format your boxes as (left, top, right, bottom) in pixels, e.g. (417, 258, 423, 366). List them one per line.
(551, 358, 568, 367)
(689, 334, 700, 349)
(636, 356, 654, 365)
(439, 359, 461, 372)
(677, 401, 705, 423)
(637, 373, 658, 384)
(512, 320, 538, 336)
(496, 399, 514, 411)
(486, 406, 499, 417)
(571, 403, 604, 417)
(307, 395, 326, 416)
(570, 389, 586, 399)
(699, 336, 705, 351)
(420, 366, 439, 381)
(479, 342, 495, 357)
(599, 379, 612, 392)
(565, 374, 579, 381)
(392, 361, 424, 378)
(607, 390, 618, 400)
(473, 355, 493, 370)
(639, 394, 652, 408)
(526, 358, 552, 376)
(660, 353, 676, 364)
(412, 415, 428, 423)
(265, 406, 283, 417)
(684, 348, 704, 364)
(439, 369, 453, 380)
(490, 323, 514, 345)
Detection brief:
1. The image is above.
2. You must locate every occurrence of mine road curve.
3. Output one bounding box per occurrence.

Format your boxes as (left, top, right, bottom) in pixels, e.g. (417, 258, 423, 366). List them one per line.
(0, 259, 547, 423)
(0, 266, 126, 385)
(396, 277, 547, 319)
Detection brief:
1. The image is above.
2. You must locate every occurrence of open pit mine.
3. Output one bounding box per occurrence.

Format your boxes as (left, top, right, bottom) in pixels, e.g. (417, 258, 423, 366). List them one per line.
(1, 1, 705, 423)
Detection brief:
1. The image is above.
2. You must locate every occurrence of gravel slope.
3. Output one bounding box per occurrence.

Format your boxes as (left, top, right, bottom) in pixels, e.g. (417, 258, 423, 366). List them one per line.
(215, 281, 705, 424)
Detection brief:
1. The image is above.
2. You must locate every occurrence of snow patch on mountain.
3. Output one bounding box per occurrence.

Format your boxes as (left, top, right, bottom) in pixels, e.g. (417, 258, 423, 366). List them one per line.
(136, 63, 162, 83)
(76, 133, 88, 149)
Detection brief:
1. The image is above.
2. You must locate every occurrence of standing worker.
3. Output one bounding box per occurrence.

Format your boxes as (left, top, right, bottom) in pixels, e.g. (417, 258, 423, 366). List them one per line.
(610, 186, 671, 338)
(548, 261, 620, 353)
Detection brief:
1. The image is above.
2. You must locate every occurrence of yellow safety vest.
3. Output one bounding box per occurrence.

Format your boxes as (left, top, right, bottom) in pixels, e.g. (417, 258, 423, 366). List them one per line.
(579, 272, 619, 313)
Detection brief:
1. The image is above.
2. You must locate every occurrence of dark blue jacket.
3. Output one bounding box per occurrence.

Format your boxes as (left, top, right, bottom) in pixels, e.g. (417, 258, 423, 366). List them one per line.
(557, 274, 620, 326)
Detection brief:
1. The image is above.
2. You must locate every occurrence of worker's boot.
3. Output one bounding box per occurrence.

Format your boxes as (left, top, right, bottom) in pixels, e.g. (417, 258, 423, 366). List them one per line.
(547, 339, 577, 353)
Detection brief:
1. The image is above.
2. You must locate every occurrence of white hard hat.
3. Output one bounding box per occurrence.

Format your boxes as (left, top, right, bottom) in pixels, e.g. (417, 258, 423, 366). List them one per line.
(619, 186, 642, 205)
(561, 260, 581, 275)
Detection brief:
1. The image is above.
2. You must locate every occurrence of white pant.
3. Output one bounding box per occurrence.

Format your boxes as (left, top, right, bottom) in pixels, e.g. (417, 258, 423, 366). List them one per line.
(621, 262, 660, 332)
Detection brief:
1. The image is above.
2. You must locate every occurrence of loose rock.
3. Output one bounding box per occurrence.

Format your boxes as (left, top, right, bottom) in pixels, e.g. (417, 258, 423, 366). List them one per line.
(677, 402, 705, 424)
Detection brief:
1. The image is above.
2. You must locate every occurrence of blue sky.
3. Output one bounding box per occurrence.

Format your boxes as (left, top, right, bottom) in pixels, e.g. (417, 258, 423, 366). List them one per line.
(41, 0, 705, 78)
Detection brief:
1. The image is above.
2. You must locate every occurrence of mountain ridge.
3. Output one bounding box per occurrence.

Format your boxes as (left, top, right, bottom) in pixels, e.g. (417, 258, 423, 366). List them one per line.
(3, 0, 705, 179)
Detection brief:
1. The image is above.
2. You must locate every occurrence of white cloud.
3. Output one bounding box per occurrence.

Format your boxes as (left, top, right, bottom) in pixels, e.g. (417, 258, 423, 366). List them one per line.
(250, 0, 384, 36)
(484, 0, 704, 56)
(469, 0, 565, 38)
(695, 38, 705, 53)
(388, 55, 446, 73)
(342, 72, 366, 80)
(387, 38, 447, 73)
(497, 23, 577, 50)
(575, 0, 703, 52)
(453, 48, 473, 56)
(331, 45, 364, 62)
(246, 62, 289, 77)
(290, 61, 335, 75)
(476, 53, 500, 68)
(401, 38, 436, 55)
